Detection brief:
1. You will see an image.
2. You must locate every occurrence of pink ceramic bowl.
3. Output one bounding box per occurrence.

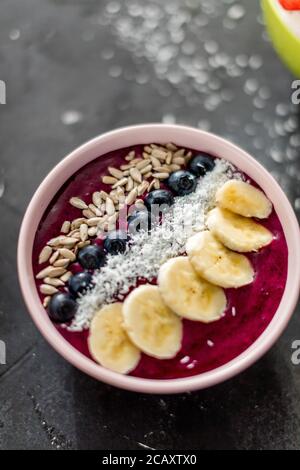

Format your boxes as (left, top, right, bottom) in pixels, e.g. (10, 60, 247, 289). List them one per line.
(18, 124, 300, 394)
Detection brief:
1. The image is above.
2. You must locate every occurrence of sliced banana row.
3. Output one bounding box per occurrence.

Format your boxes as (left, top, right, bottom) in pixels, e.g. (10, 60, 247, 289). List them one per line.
(88, 286, 184, 373)
(88, 180, 274, 374)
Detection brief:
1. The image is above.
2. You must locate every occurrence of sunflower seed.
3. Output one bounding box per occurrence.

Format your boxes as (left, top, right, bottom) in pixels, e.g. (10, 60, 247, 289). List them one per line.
(92, 192, 102, 208)
(59, 248, 76, 261)
(68, 229, 80, 238)
(172, 156, 185, 165)
(143, 172, 153, 179)
(36, 266, 66, 279)
(102, 175, 118, 185)
(86, 217, 102, 227)
(166, 142, 178, 151)
(151, 156, 161, 168)
(39, 246, 53, 264)
(148, 179, 156, 191)
(185, 151, 193, 163)
(40, 284, 58, 295)
(108, 213, 118, 224)
(69, 197, 88, 210)
(82, 209, 95, 219)
(53, 258, 70, 268)
(125, 150, 135, 161)
(44, 277, 65, 287)
(169, 164, 181, 172)
(125, 188, 138, 205)
(126, 177, 134, 192)
(143, 152, 151, 159)
(49, 250, 60, 264)
(61, 237, 78, 247)
(77, 240, 91, 249)
(144, 145, 152, 153)
(120, 164, 132, 171)
(47, 236, 68, 247)
(60, 271, 72, 282)
(140, 164, 152, 175)
(151, 149, 167, 161)
(105, 197, 115, 216)
(80, 223, 88, 241)
(173, 149, 185, 158)
(129, 167, 142, 183)
(98, 214, 109, 225)
(108, 167, 123, 179)
(71, 218, 86, 229)
(136, 159, 151, 170)
(166, 151, 173, 165)
(112, 177, 128, 189)
(116, 186, 125, 199)
(61, 221, 71, 234)
(88, 203, 101, 216)
(88, 226, 98, 237)
(130, 158, 143, 166)
(137, 181, 149, 196)
(43, 296, 51, 308)
(153, 172, 169, 180)
(155, 166, 172, 173)
(109, 190, 119, 204)
(154, 179, 160, 189)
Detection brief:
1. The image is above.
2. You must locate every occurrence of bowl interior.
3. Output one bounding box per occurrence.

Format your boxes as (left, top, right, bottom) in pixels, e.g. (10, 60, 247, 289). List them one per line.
(18, 124, 300, 393)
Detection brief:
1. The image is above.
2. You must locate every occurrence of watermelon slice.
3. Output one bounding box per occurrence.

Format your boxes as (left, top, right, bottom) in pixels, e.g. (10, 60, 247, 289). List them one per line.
(279, 0, 300, 10)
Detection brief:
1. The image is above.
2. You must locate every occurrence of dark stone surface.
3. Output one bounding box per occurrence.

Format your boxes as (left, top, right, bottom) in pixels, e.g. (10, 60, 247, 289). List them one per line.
(0, 0, 299, 450)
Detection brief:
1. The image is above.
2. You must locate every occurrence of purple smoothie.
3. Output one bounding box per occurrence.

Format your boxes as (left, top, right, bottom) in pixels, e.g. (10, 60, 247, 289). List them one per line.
(32, 146, 288, 380)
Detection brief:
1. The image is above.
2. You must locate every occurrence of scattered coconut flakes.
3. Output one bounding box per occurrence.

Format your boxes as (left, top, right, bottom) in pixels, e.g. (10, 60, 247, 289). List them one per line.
(232, 306, 237, 317)
(180, 356, 190, 365)
(69, 159, 241, 331)
(207, 340, 214, 347)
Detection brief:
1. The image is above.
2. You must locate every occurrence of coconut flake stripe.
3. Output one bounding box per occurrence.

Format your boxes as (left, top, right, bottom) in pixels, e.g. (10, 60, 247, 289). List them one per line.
(70, 159, 241, 331)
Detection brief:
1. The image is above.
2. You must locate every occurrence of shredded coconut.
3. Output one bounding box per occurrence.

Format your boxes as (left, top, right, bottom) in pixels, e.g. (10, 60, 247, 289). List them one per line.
(69, 159, 240, 331)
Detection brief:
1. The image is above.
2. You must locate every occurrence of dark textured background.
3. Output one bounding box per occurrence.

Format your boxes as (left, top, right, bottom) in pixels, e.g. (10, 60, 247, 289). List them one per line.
(0, 0, 299, 450)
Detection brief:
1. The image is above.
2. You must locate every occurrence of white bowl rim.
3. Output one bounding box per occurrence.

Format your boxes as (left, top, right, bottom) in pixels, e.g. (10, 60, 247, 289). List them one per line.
(18, 124, 300, 394)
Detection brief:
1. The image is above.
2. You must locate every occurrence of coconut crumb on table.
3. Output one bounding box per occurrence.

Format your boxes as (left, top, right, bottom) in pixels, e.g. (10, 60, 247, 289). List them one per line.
(68, 159, 241, 331)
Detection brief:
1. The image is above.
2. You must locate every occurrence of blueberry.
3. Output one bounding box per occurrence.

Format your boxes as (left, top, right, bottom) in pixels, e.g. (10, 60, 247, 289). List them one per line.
(68, 272, 93, 298)
(167, 170, 197, 196)
(144, 190, 174, 213)
(104, 230, 128, 255)
(188, 153, 215, 177)
(77, 244, 106, 270)
(48, 292, 77, 323)
(127, 210, 154, 234)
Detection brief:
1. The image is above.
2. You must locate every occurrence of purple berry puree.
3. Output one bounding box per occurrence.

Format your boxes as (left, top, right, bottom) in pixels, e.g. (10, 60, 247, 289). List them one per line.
(32, 146, 288, 380)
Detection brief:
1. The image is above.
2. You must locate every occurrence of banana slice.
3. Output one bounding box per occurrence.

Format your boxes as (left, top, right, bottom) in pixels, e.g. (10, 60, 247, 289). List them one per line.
(88, 303, 141, 374)
(216, 180, 272, 219)
(186, 231, 254, 288)
(207, 207, 273, 252)
(123, 285, 183, 359)
(158, 256, 226, 323)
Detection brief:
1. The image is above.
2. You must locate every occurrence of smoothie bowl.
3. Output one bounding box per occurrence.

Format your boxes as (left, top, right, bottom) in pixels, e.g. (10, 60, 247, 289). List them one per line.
(18, 124, 300, 394)
(262, 0, 300, 77)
